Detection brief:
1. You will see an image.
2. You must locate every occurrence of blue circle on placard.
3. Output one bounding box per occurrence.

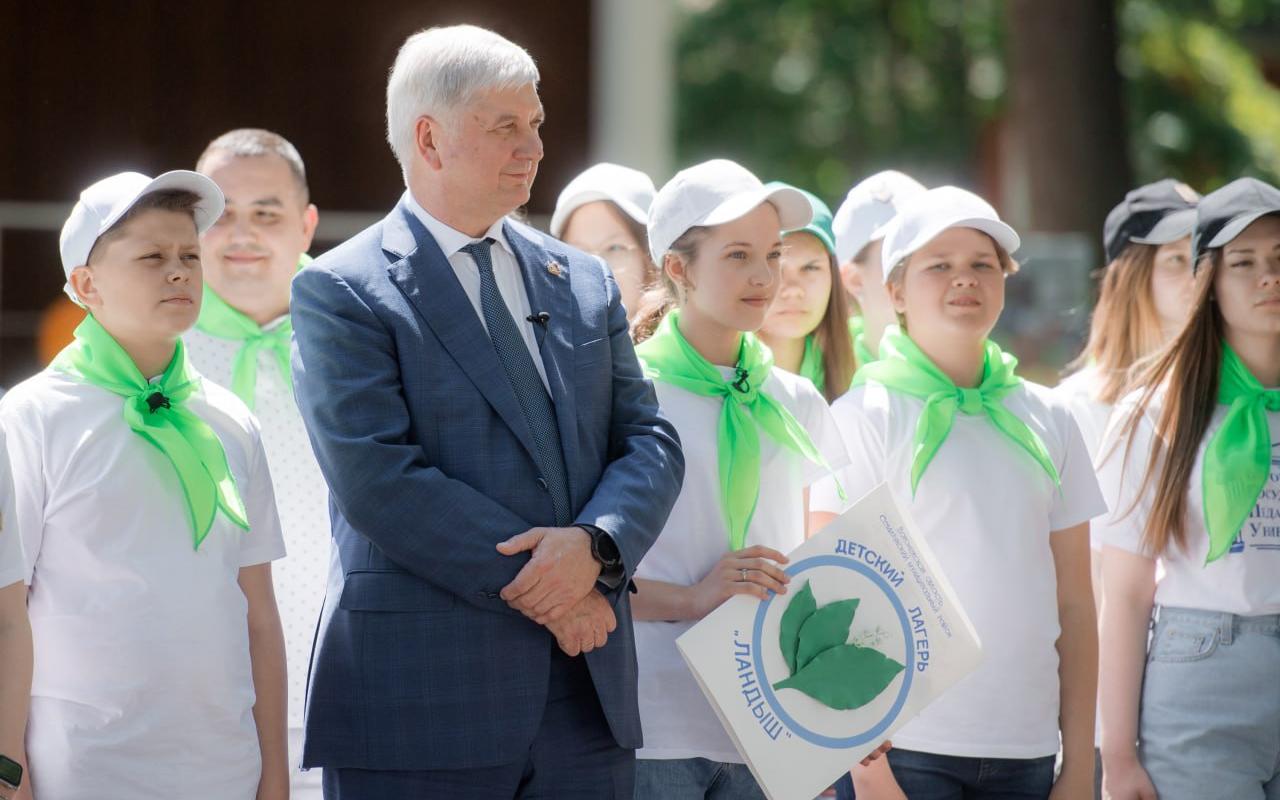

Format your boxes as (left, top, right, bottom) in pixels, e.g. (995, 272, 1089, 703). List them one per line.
(751, 554, 914, 748)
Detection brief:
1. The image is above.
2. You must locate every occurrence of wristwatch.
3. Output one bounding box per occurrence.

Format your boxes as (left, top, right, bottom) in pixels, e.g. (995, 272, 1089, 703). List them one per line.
(578, 523, 622, 571)
(0, 754, 22, 795)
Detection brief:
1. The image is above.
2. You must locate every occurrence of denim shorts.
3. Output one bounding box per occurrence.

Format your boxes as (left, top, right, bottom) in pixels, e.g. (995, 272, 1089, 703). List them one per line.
(1139, 606, 1280, 800)
(634, 757, 765, 800)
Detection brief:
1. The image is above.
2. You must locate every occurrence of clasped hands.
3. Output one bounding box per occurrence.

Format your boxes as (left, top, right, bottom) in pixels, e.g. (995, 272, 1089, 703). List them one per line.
(497, 526, 615, 656)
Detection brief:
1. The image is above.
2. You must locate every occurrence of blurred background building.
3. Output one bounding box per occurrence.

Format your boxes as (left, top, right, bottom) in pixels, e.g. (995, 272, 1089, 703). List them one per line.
(3, 0, 1278, 386)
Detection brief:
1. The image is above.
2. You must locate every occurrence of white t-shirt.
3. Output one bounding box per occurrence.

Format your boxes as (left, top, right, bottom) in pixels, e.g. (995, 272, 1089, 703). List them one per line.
(0, 369, 286, 800)
(811, 379, 1106, 759)
(1094, 393, 1280, 616)
(1055, 367, 1116, 551)
(635, 367, 849, 763)
(1054, 365, 1115, 746)
(1055, 366, 1114, 463)
(186, 323, 330, 730)
(0, 428, 22, 588)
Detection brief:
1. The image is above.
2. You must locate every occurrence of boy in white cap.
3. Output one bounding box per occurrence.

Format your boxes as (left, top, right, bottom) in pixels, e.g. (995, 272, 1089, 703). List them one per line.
(551, 162, 659, 322)
(0, 433, 31, 800)
(812, 187, 1103, 799)
(831, 170, 925, 362)
(187, 128, 326, 798)
(0, 171, 289, 799)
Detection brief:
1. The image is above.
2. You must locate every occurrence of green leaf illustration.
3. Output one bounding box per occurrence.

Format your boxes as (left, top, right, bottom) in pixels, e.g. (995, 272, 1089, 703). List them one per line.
(777, 581, 817, 674)
(795, 598, 860, 671)
(772, 643, 905, 711)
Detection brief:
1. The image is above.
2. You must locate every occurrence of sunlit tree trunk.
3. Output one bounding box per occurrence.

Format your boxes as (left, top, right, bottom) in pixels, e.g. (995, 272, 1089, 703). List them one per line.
(1005, 0, 1132, 240)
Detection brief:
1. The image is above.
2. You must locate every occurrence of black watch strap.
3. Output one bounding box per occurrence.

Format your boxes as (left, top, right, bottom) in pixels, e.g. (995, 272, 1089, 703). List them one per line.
(0, 754, 22, 790)
(578, 523, 622, 569)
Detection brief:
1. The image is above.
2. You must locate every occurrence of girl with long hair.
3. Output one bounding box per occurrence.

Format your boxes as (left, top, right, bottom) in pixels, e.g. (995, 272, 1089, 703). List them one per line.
(1056, 179, 1199, 798)
(1096, 177, 1280, 800)
(628, 159, 857, 799)
(1059, 179, 1200, 458)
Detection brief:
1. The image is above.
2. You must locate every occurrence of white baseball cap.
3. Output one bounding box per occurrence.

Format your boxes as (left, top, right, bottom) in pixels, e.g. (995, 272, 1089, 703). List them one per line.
(878, 186, 1020, 282)
(832, 170, 926, 265)
(549, 162, 656, 239)
(646, 159, 812, 264)
(59, 170, 225, 301)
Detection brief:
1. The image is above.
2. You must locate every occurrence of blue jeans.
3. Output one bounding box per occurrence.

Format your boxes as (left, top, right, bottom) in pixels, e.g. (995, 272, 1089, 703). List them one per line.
(1139, 607, 1280, 800)
(885, 748, 1055, 800)
(634, 758, 765, 800)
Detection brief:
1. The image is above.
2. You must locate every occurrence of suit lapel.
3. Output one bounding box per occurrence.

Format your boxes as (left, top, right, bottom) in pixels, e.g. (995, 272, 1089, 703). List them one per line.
(505, 221, 581, 499)
(383, 201, 540, 466)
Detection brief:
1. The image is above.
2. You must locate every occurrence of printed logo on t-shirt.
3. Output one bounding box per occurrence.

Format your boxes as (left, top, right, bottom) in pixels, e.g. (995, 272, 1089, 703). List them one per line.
(1239, 445, 1280, 553)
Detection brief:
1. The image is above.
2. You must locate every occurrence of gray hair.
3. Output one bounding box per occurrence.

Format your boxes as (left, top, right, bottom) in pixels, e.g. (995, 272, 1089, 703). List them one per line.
(197, 128, 309, 202)
(385, 25, 539, 182)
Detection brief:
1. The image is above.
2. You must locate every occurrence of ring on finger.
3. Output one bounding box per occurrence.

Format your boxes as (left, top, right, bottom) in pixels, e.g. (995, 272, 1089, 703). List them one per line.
(739, 567, 749, 582)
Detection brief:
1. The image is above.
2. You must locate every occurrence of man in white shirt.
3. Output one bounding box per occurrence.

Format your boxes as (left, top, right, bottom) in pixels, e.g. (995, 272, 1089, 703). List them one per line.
(186, 128, 326, 799)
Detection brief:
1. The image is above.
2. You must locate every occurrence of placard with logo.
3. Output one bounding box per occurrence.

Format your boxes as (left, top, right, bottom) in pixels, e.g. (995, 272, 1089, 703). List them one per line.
(675, 483, 983, 800)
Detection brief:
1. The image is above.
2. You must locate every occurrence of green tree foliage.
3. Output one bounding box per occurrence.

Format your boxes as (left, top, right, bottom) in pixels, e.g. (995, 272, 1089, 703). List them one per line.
(677, 0, 1280, 201)
(1122, 0, 1280, 189)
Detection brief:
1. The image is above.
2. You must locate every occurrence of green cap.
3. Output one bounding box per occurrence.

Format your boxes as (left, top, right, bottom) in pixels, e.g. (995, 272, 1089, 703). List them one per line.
(766, 182, 836, 258)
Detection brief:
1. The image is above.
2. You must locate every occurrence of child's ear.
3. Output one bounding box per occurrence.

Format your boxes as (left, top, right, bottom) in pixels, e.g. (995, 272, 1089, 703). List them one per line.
(68, 266, 102, 310)
(887, 278, 907, 314)
(664, 252, 688, 289)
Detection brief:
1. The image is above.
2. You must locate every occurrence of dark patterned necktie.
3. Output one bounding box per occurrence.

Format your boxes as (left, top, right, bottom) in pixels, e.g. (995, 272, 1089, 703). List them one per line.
(462, 238, 571, 524)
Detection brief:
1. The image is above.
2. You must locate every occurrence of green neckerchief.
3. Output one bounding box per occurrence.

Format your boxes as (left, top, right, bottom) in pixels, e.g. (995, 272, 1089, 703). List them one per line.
(52, 315, 250, 549)
(855, 326, 1061, 494)
(193, 254, 312, 408)
(637, 311, 837, 550)
(1203, 343, 1280, 564)
(850, 316, 874, 367)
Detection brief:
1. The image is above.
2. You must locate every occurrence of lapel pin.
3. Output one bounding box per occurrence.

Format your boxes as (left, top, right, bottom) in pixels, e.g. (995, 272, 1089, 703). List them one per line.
(547, 261, 564, 278)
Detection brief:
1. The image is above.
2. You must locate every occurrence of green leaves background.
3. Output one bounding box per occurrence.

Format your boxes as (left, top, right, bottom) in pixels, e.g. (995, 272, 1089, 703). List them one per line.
(773, 581, 905, 711)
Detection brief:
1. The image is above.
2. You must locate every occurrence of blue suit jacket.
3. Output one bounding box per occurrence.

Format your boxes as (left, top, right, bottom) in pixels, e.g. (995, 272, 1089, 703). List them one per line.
(290, 198, 683, 771)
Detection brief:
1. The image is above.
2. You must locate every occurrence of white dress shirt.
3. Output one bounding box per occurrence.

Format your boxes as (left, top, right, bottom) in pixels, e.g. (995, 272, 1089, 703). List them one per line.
(406, 193, 551, 393)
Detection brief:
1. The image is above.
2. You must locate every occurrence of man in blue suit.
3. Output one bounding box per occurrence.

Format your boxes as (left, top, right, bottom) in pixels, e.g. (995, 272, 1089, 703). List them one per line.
(290, 24, 684, 800)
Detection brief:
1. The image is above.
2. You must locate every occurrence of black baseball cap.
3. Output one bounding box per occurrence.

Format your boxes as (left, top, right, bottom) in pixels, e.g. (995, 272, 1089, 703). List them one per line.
(1193, 177, 1280, 268)
(1102, 179, 1201, 263)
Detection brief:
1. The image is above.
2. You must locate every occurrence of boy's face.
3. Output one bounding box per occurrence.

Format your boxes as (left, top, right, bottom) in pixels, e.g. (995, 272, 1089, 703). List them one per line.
(73, 209, 203, 342)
